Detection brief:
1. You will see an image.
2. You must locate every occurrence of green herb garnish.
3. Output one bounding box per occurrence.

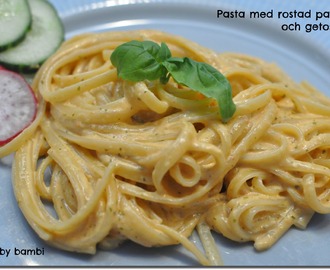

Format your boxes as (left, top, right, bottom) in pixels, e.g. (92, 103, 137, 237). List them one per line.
(110, 40, 236, 122)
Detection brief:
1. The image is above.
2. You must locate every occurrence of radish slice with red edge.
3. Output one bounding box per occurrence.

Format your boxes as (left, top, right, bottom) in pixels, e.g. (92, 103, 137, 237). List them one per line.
(0, 68, 37, 146)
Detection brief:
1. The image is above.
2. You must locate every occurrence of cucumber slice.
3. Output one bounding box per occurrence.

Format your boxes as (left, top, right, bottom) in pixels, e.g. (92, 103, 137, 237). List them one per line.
(0, 0, 32, 52)
(0, 0, 64, 72)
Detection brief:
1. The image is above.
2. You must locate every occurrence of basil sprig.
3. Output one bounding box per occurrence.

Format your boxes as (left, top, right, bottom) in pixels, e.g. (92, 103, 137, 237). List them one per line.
(110, 40, 236, 122)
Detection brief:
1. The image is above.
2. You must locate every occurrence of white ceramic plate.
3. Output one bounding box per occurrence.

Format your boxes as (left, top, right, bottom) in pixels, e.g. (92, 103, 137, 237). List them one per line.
(1, 0, 330, 266)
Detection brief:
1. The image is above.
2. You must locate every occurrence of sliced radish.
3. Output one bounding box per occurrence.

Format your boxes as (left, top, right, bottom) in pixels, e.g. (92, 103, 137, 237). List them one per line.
(0, 68, 37, 146)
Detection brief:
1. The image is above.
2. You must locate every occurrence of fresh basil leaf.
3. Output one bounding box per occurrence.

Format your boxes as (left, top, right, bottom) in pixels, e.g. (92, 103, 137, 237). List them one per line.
(158, 42, 172, 84)
(110, 40, 236, 122)
(162, 57, 236, 122)
(110, 40, 164, 81)
(158, 42, 172, 62)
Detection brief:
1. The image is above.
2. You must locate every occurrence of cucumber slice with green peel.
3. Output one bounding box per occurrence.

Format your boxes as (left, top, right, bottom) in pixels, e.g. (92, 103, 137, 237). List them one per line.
(0, 0, 32, 52)
(0, 0, 64, 72)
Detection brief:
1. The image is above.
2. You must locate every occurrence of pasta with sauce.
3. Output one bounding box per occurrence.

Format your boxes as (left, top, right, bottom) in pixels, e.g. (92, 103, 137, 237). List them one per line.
(11, 30, 330, 266)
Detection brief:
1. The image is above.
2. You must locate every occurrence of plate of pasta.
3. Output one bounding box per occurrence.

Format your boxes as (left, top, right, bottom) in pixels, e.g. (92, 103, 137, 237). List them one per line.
(1, 0, 330, 266)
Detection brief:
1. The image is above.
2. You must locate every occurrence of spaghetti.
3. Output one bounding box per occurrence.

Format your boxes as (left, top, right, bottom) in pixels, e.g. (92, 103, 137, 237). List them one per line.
(10, 30, 330, 265)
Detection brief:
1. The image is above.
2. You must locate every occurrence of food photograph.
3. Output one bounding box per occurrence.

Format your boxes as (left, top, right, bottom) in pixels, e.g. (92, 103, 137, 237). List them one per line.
(1, 0, 330, 266)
